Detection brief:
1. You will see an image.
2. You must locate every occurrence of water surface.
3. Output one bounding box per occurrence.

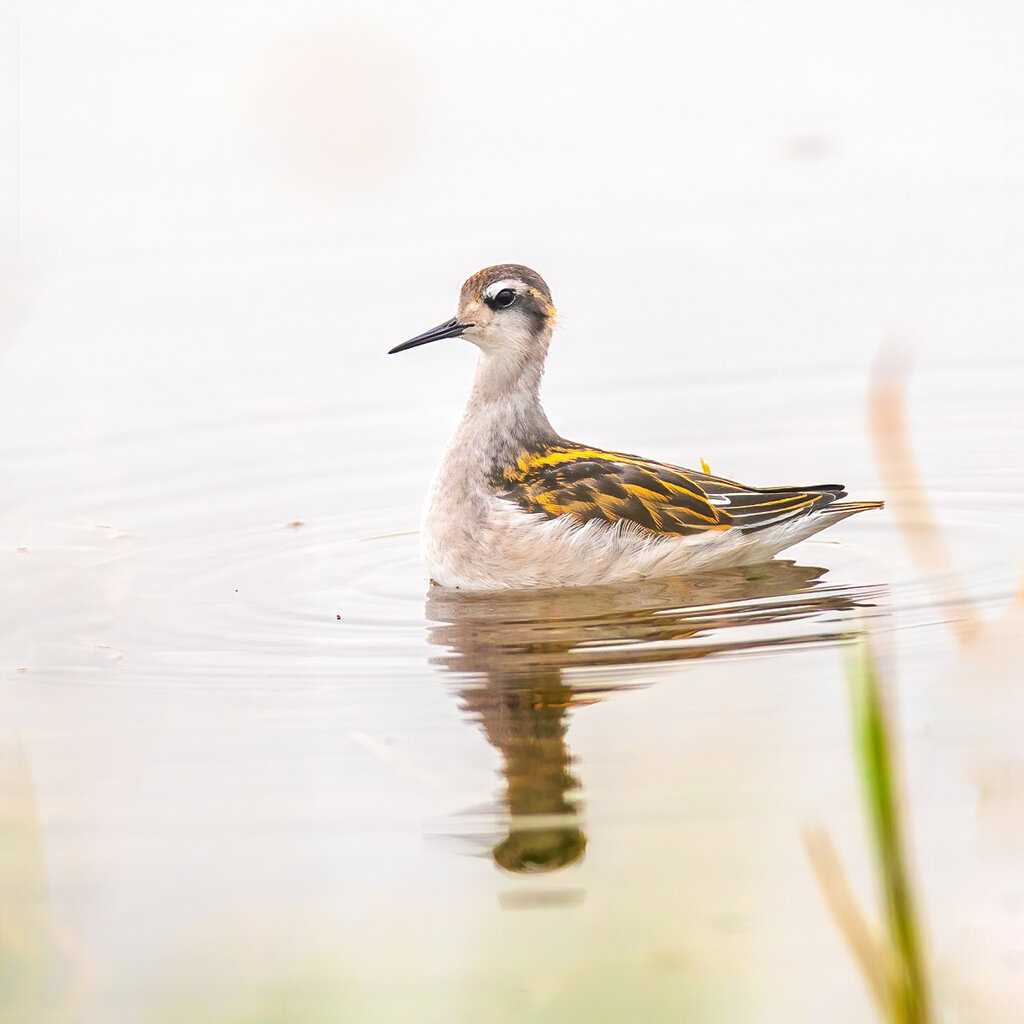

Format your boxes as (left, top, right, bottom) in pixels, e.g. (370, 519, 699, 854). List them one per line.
(2, 241, 1023, 1023)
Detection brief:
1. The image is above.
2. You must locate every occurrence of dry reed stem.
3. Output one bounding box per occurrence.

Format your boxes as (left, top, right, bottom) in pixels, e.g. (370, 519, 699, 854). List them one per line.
(868, 345, 982, 643)
(802, 825, 891, 1015)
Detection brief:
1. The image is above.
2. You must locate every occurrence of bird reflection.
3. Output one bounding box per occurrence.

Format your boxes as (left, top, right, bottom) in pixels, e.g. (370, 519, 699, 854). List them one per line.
(425, 561, 882, 874)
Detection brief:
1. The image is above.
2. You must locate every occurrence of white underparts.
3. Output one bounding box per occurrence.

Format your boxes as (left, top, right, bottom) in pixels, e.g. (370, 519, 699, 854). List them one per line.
(422, 493, 862, 590)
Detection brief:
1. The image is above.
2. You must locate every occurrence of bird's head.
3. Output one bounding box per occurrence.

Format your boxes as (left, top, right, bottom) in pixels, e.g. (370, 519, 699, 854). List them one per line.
(390, 265, 557, 371)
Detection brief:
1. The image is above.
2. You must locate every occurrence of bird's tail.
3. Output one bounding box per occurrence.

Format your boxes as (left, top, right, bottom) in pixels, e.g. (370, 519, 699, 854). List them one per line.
(828, 500, 885, 514)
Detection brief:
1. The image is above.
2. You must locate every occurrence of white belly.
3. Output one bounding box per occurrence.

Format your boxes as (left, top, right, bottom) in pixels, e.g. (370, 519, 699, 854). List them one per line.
(421, 493, 838, 590)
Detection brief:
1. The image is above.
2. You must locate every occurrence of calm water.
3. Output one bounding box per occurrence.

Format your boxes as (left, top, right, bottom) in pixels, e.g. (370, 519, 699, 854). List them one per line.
(5, 1, 1022, 1017)
(2, 238, 1023, 1024)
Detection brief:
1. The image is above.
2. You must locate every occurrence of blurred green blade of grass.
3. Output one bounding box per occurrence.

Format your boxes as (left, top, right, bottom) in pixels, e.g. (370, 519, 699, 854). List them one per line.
(847, 638, 933, 1024)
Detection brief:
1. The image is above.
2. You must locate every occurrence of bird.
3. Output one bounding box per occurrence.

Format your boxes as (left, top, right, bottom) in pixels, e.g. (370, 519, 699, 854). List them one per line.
(389, 264, 882, 590)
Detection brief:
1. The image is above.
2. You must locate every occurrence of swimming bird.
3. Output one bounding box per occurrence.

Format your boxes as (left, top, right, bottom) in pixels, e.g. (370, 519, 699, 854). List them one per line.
(389, 264, 882, 590)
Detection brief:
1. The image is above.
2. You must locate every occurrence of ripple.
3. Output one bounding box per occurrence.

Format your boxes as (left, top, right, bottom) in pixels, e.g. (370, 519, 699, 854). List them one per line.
(10, 349, 1023, 696)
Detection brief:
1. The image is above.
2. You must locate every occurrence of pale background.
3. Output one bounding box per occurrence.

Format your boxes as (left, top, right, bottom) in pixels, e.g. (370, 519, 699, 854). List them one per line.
(2, 3, 1023, 1022)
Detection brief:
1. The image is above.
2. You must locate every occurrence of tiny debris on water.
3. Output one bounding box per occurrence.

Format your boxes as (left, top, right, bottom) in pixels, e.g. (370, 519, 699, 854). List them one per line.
(95, 524, 131, 540)
(287, 521, 305, 528)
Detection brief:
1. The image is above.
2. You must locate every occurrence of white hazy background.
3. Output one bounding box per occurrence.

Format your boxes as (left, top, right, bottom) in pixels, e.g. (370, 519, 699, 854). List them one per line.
(3, 1, 1021, 366)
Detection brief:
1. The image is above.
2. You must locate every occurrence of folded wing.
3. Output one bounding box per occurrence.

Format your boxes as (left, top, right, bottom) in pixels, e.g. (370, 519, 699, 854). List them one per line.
(494, 444, 850, 537)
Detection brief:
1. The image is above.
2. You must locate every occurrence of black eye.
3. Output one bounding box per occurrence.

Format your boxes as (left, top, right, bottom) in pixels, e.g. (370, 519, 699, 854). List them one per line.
(492, 288, 516, 309)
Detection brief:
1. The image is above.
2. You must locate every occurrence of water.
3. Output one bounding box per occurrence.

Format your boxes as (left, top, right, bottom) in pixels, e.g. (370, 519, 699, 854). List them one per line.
(3, 238, 1023, 1023)
(4, 3, 1024, 1018)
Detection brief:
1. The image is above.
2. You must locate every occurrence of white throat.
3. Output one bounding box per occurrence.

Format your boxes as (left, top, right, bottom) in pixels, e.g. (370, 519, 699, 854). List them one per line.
(452, 325, 557, 466)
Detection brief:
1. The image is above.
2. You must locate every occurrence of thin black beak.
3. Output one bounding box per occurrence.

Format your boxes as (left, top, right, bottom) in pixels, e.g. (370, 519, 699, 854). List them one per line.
(388, 317, 472, 355)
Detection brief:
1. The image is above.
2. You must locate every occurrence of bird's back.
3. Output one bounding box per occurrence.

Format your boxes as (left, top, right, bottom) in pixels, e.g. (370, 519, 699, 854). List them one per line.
(490, 440, 877, 538)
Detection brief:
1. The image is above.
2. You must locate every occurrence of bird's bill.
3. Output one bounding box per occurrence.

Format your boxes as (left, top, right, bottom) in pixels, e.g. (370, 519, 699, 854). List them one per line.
(388, 317, 471, 354)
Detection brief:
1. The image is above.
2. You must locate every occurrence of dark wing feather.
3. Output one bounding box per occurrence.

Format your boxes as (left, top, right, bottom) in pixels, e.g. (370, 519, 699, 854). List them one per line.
(494, 444, 850, 537)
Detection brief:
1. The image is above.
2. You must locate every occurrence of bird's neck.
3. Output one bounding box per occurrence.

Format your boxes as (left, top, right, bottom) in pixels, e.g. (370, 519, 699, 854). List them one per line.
(456, 348, 557, 465)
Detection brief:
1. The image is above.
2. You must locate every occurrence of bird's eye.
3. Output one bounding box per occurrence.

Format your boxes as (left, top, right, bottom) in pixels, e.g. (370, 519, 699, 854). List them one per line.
(492, 288, 516, 309)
